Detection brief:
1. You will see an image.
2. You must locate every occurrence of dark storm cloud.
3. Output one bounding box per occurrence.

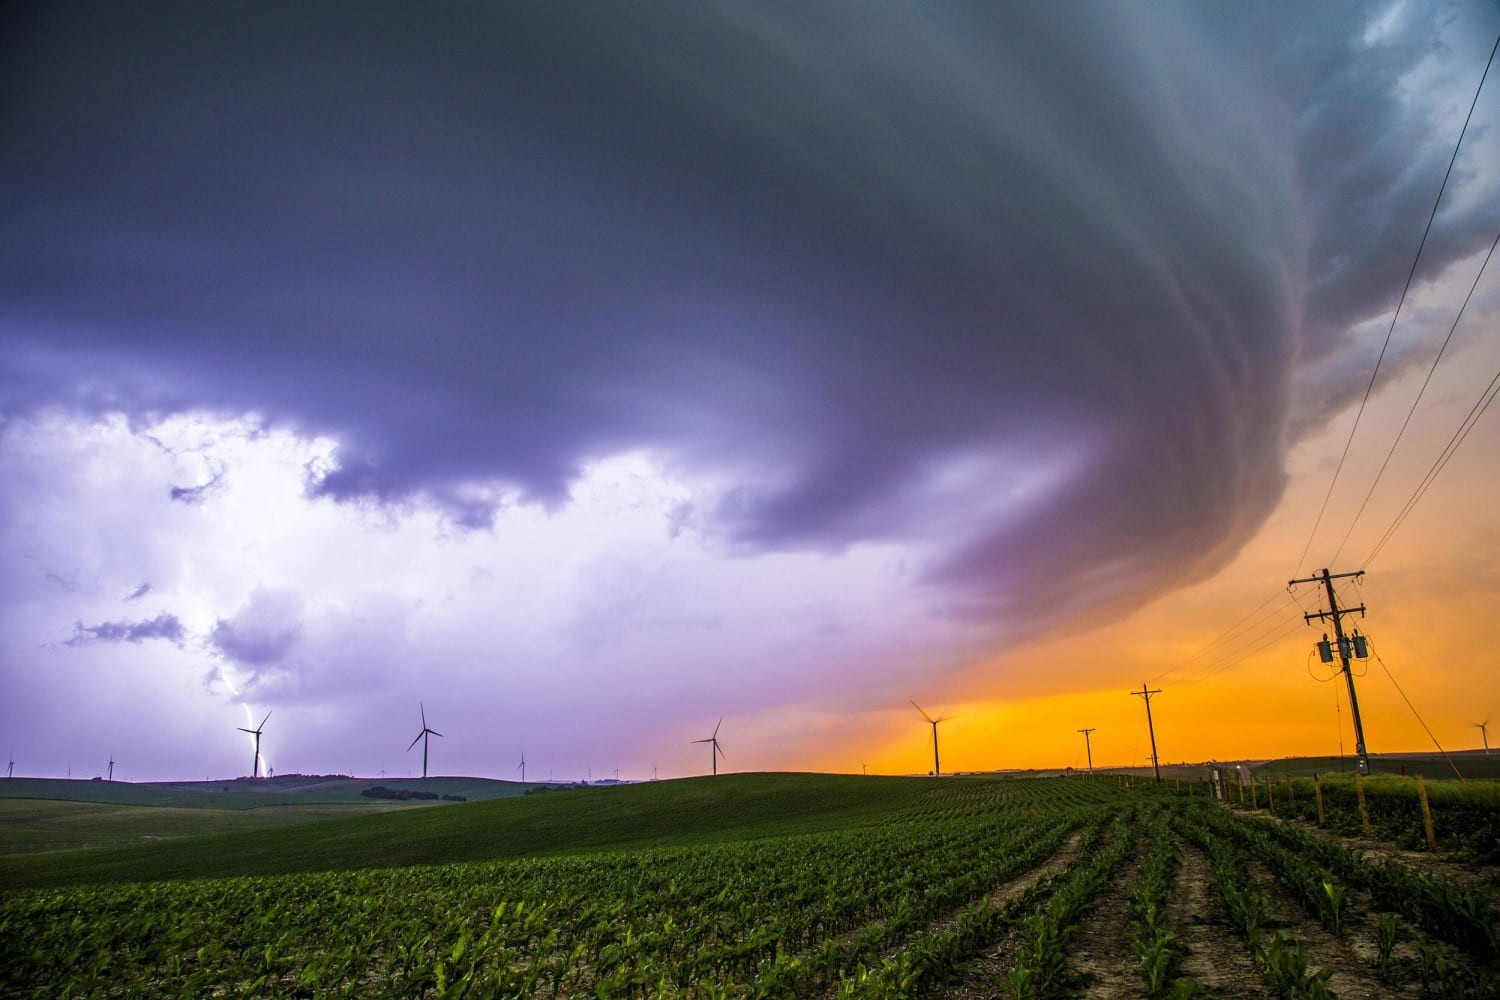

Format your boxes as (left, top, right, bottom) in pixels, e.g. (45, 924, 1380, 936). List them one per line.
(210, 590, 304, 667)
(3, 3, 1496, 631)
(67, 612, 185, 646)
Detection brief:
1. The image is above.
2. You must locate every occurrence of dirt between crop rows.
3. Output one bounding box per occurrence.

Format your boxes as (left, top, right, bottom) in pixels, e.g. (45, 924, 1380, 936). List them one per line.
(926, 827, 1093, 999)
(1241, 854, 1416, 998)
(1273, 813, 1500, 898)
(1168, 839, 1275, 999)
(1066, 831, 1143, 997)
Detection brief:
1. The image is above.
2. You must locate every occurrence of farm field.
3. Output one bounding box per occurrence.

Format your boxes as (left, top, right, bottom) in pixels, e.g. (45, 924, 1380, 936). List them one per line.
(2, 773, 1497, 998)
(0, 774, 535, 809)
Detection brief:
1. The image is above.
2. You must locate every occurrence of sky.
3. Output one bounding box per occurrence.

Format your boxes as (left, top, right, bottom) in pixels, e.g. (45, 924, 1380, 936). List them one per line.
(2, 2, 1499, 783)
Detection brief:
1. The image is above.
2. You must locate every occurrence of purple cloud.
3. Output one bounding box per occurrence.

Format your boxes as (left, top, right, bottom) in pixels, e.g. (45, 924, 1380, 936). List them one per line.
(67, 612, 185, 647)
(210, 590, 304, 668)
(4, 5, 1491, 648)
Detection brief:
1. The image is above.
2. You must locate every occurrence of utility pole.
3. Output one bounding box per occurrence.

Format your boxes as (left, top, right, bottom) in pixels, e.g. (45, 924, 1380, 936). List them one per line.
(1130, 684, 1162, 782)
(1077, 728, 1096, 776)
(1290, 568, 1371, 776)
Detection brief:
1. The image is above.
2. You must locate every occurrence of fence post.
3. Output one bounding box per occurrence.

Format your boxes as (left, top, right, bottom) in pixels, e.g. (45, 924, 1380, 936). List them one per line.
(1250, 777, 1258, 809)
(1265, 776, 1275, 816)
(1416, 774, 1437, 851)
(1314, 773, 1325, 826)
(1287, 778, 1296, 816)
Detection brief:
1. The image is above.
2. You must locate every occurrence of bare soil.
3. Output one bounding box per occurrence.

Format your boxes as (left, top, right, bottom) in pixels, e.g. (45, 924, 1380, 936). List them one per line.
(1241, 853, 1417, 998)
(1168, 838, 1275, 999)
(1068, 832, 1143, 997)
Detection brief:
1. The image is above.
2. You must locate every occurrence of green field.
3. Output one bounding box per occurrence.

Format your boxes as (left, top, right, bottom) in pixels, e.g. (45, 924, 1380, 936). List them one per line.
(0, 773, 533, 809)
(2, 773, 1497, 998)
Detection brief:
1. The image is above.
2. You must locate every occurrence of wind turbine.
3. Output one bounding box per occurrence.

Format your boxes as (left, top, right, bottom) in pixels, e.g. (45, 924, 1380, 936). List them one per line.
(517, 752, 526, 783)
(1477, 720, 1491, 756)
(406, 703, 442, 779)
(692, 717, 727, 776)
(237, 711, 271, 778)
(107, 756, 114, 782)
(911, 701, 953, 776)
(6, 756, 12, 778)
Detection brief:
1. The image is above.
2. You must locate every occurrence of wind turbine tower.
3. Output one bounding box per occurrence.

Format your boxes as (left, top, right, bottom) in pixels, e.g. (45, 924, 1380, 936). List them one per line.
(1477, 720, 1491, 756)
(237, 711, 271, 779)
(911, 701, 952, 776)
(517, 752, 526, 783)
(406, 703, 443, 779)
(6, 757, 12, 779)
(692, 717, 727, 776)
(107, 756, 114, 782)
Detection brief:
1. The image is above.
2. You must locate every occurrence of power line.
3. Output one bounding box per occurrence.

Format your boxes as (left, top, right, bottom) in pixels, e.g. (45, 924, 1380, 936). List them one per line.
(1294, 33, 1500, 576)
(1173, 616, 1307, 689)
(1329, 229, 1500, 566)
(1362, 353, 1500, 569)
(1149, 587, 1293, 687)
(1367, 640, 1466, 782)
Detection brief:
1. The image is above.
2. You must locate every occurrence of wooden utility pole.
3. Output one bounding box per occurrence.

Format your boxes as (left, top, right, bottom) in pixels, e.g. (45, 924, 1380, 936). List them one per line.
(1131, 683, 1163, 783)
(1290, 568, 1370, 775)
(1077, 728, 1096, 776)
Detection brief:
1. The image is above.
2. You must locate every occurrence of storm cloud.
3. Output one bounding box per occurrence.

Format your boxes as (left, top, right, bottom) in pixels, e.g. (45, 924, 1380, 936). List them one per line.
(67, 612, 185, 647)
(210, 590, 305, 668)
(2, 3, 1498, 779)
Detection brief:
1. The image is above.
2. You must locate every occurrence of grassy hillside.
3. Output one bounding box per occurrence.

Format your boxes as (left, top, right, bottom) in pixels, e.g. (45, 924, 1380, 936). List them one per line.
(1252, 750, 1500, 780)
(0, 799, 421, 856)
(0, 773, 939, 890)
(0, 773, 530, 808)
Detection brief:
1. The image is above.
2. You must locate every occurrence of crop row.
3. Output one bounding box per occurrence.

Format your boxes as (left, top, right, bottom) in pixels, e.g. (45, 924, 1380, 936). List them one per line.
(1237, 773, 1500, 862)
(1189, 804, 1498, 997)
(2, 782, 1107, 998)
(4, 778, 1495, 999)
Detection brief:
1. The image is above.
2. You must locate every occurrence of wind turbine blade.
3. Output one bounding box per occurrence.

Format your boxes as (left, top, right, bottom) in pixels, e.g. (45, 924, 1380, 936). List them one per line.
(715, 743, 726, 761)
(407, 732, 424, 752)
(691, 738, 712, 744)
(910, 700, 934, 723)
(420, 702, 427, 728)
(713, 716, 723, 738)
(260, 710, 272, 729)
(237, 728, 254, 734)
(430, 729, 444, 738)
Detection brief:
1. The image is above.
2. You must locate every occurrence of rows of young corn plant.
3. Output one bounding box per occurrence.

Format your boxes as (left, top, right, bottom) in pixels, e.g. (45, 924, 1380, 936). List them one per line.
(3, 778, 1492, 999)
(0, 780, 1116, 999)
(1184, 802, 1500, 998)
(1264, 775, 1500, 862)
(1174, 807, 1336, 998)
(1127, 812, 1206, 999)
(1213, 808, 1498, 997)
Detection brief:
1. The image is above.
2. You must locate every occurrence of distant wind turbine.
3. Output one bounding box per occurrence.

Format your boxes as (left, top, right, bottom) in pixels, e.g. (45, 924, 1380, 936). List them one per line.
(1477, 720, 1491, 756)
(237, 711, 271, 778)
(517, 752, 526, 783)
(107, 755, 114, 782)
(911, 701, 954, 776)
(6, 756, 12, 778)
(406, 703, 443, 779)
(692, 717, 727, 776)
